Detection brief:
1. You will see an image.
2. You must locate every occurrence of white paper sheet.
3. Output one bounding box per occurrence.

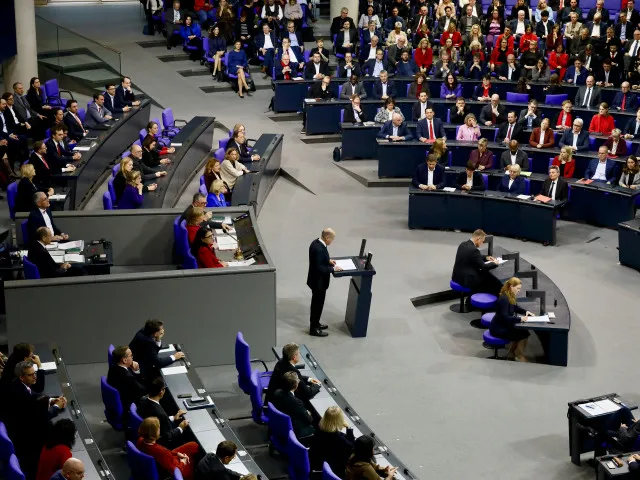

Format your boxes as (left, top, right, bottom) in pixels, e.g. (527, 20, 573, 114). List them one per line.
(517, 194, 532, 200)
(525, 315, 551, 323)
(579, 399, 621, 416)
(45, 243, 59, 250)
(40, 361, 57, 372)
(64, 254, 85, 263)
(58, 240, 84, 251)
(485, 257, 508, 265)
(215, 229, 236, 235)
(49, 194, 67, 201)
(227, 258, 257, 267)
(334, 258, 357, 271)
(73, 146, 91, 151)
(170, 143, 183, 147)
(227, 462, 250, 475)
(161, 365, 188, 375)
(443, 187, 456, 192)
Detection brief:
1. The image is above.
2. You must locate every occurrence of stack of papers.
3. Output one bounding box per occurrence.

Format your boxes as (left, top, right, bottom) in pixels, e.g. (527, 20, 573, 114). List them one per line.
(45, 243, 59, 250)
(525, 315, 551, 323)
(579, 399, 621, 416)
(49, 194, 67, 201)
(214, 228, 236, 235)
(517, 194, 532, 200)
(334, 258, 357, 271)
(216, 236, 238, 251)
(443, 187, 456, 192)
(58, 240, 84, 251)
(40, 362, 57, 372)
(485, 257, 508, 265)
(227, 258, 257, 267)
(48, 252, 85, 263)
(170, 143, 182, 147)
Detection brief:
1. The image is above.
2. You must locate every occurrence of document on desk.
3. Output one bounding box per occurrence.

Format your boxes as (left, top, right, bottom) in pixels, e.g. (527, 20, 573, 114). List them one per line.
(49, 252, 64, 262)
(443, 187, 456, 192)
(64, 254, 85, 263)
(45, 243, 59, 250)
(170, 143, 182, 147)
(485, 258, 508, 265)
(517, 194, 532, 200)
(333, 258, 357, 271)
(227, 258, 257, 267)
(215, 228, 236, 235)
(519, 171, 532, 177)
(161, 365, 188, 376)
(40, 361, 57, 372)
(58, 240, 85, 251)
(49, 194, 67, 201)
(525, 315, 551, 323)
(73, 146, 91, 152)
(579, 399, 621, 416)
(363, 121, 376, 126)
(304, 98, 317, 103)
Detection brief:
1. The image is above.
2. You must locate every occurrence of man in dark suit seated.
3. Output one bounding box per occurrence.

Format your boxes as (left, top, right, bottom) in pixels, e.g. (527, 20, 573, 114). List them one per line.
(104, 84, 127, 115)
(412, 155, 445, 190)
(517, 100, 542, 130)
(497, 54, 521, 82)
(416, 107, 446, 143)
(343, 94, 368, 123)
(27, 192, 69, 243)
(63, 100, 88, 142)
(337, 52, 362, 78)
(372, 71, 396, 100)
(449, 97, 471, 125)
(107, 345, 148, 413)
(457, 161, 486, 191)
(272, 372, 315, 440)
(451, 229, 501, 296)
(116, 76, 140, 110)
(376, 113, 413, 141)
(304, 52, 330, 80)
(29, 140, 71, 192)
(412, 91, 434, 121)
(623, 107, 640, 140)
(499, 140, 529, 171)
(363, 49, 389, 77)
(542, 165, 568, 201)
(50, 458, 86, 480)
(195, 441, 244, 480)
(479, 94, 507, 126)
(595, 59, 621, 88)
(330, 7, 354, 36)
(559, 118, 590, 152)
(46, 125, 81, 168)
(266, 343, 322, 403)
(84, 93, 113, 130)
(497, 112, 524, 145)
(129, 319, 185, 379)
(584, 145, 618, 183)
(612, 82, 638, 112)
(5, 361, 66, 479)
(27, 227, 84, 278)
(137, 377, 188, 448)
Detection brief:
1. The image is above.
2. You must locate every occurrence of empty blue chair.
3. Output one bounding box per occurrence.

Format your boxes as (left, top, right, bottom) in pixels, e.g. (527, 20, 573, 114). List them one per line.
(470, 293, 498, 328)
(176, 219, 189, 263)
(7, 454, 24, 480)
(322, 462, 341, 480)
(287, 430, 310, 480)
(481, 174, 488, 190)
(108, 344, 115, 365)
(626, 140, 633, 152)
(506, 92, 529, 103)
(183, 250, 198, 269)
(20, 220, 28, 246)
(43, 79, 73, 107)
(483, 330, 509, 359)
(235, 332, 271, 395)
(219, 137, 230, 150)
(23, 256, 40, 280)
(200, 175, 205, 186)
(481, 312, 495, 328)
(304, 50, 311, 63)
(112, 163, 121, 177)
(128, 403, 144, 440)
(449, 280, 471, 313)
(267, 402, 292, 455)
(7, 182, 17, 221)
(589, 136, 596, 151)
(101, 376, 124, 430)
(249, 370, 268, 425)
(0, 422, 15, 469)
(162, 108, 186, 138)
(139, 128, 148, 144)
(103, 192, 114, 210)
(545, 94, 568, 105)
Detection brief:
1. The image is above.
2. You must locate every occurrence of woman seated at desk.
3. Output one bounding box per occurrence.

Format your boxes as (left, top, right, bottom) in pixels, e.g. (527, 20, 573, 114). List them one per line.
(551, 146, 576, 178)
(489, 277, 534, 362)
(469, 138, 493, 170)
(36, 419, 75, 480)
(142, 137, 171, 169)
(619, 155, 640, 189)
(456, 113, 481, 141)
(588, 102, 616, 136)
(605, 128, 628, 157)
(345, 436, 397, 480)
(203, 158, 228, 192)
(220, 148, 250, 192)
(114, 156, 159, 205)
(497, 164, 527, 194)
(145, 121, 175, 152)
(207, 179, 229, 207)
(310, 406, 355, 478)
(118, 171, 145, 209)
(456, 161, 486, 191)
(440, 72, 462, 100)
(186, 207, 207, 244)
(374, 98, 403, 124)
(137, 417, 200, 480)
(190, 227, 227, 268)
(16, 164, 51, 213)
(429, 138, 449, 166)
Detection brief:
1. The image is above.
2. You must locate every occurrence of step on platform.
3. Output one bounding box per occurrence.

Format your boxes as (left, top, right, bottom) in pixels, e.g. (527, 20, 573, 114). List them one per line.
(335, 160, 411, 187)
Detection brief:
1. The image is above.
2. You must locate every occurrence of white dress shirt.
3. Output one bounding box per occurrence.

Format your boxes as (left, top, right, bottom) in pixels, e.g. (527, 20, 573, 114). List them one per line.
(591, 23, 600, 37)
(508, 178, 514, 189)
(510, 153, 517, 164)
(173, 8, 180, 22)
(465, 175, 473, 188)
(592, 160, 608, 180)
(381, 83, 388, 96)
(264, 34, 274, 49)
(372, 60, 384, 76)
(40, 208, 54, 235)
(548, 180, 556, 199)
(392, 125, 399, 136)
(286, 47, 300, 64)
(538, 128, 546, 145)
(515, 21, 525, 34)
(343, 30, 350, 47)
(289, 32, 300, 46)
(427, 169, 434, 185)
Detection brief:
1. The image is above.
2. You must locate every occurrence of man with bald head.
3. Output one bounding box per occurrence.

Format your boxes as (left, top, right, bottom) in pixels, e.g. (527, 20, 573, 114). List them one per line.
(51, 457, 85, 480)
(307, 228, 343, 337)
(479, 94, 507, 126)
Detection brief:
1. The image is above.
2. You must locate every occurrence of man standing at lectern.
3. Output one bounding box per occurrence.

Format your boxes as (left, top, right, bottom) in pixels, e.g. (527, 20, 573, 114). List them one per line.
(307, 228, 343, 337)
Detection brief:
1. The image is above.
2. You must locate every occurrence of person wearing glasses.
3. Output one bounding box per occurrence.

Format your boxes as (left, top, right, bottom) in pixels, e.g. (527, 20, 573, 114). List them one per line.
(190, 227, 227, 268)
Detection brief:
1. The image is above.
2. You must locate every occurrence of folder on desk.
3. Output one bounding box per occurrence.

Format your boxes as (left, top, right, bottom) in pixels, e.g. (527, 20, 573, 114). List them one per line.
(45, 243, 59, 250)
(535, 195, 551, 203)
(73, 146, 91, 152)
(577, 179, 594, 185)
(63, 254, 85, 263)
(58, 240, 85, 251)
(49, 194, 67, 201)
(40, 361, 57, 372)
(525, 314, 551, 323)
(519, 171, 532, 177)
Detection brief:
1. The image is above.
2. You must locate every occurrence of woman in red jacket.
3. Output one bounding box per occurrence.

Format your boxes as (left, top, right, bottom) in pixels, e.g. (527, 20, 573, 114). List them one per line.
(551, 146, 576, 178)
(440, 22, 463, 49)
(519, 24, 538, 53)
(489, 38, 512, 72)
(186, 206, 206, 244)
(547, 43, 568, 80)
(191, 227, 227, 268)
(36, 419, 75, 480)
(137, 417, 200, 480)
(413, 38, 433, 75)
(589, 102, 616, 136)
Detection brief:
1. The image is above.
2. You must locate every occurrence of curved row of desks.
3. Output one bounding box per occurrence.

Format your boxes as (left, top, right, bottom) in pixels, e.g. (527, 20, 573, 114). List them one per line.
(619, 218, 640, 272)
(55, 100, 151, 210)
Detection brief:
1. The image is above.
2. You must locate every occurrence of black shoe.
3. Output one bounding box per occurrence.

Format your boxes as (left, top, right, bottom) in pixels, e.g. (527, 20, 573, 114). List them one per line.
(309, 329, 328, 337)
(318, 323, 328, 330)
(167, 45, 171, 50)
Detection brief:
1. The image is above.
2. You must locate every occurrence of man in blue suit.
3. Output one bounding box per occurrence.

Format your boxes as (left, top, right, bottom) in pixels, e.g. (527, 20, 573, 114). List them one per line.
(412, 155, 445, 190)
(256, 24, 278, 77)
(373, 71, 396, 99)
(565, 58, 588, 85)
(376, 113, 413, 141)
(584, 146, 618, 183)
(558, 118, 590, 152)
(612, 82, 638, 112)
(416, 108, 446, 143)
(623, 108, 640, 139)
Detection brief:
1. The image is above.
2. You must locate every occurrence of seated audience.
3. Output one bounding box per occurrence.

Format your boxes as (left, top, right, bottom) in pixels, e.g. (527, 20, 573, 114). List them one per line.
(221, 148, 250, 191)
(456, 113, 481, 141)
(272, 372, 315, 439)
(191, 227, 227, 268)
(517, 100, 541, 129)
(340, 74, 367, 100)
(0, 342, 45, 395)
(473, 76, 496, 102)
(529, 118, 555, 149)
(429, 138, 449, 165)
(497, 164, 527, 194)
(116, 76, 140, 109)
(500, 140, 528, 171)
(345, 436, 397, 480)
(309, 406, 354, 477)
(195, 441, 245, 480)
(63, 100, 87, 142)
(228, 130, 260, 162)
(36, 419, 76, 480)
(131, 144, 167, 182)
(228, 41, 251, 98)
(417, 108, 446, 143)
(266, 343, 321, 403)
(203, 158, 229, 193)
(27, 191, 69, 242)
(551, 146, 576, 178)
(179, 193, 229, 232)
(612, 82, 638, 112)
(479, 95, 507, 126)
(50, 458, 85, 480)
(207, 179, 229, 208)
(180, 16, 203, 61)
(619, 155, 640, 189)
(413, 40, 433, 75)
(46, 125, 81, 166)
(558, 118, 589, 151)
(107, 345, 147, 412)
(449, 97, 471, 124)
(489, 277, 534, 362)
(584, 146, 617, 183)
(129, 319, 185, 379)
(114, 156, 160, 204)
(142, 137, 171, 168)
(412, 155, 445, 190)
(554, 100, 573, 130)
(27, 227, 85, 278)
(469, 138, 493, 170)
(209, 26, 227, 81)
(407, 73, 430, 100)
(137, 417, 200, 480)
(457, 162, 485, 191)
(374, 98, 403, 124)
(588, 102, 615, 135)
(605, 128, 628, 157)
(440, 73, 462, 100)
(623, 107, 640, 139)
(373, 71, 396, 100)
(145, 121, 174, 151)
(84, 93, 113, 130)
(305, 52, 330, 79)
(376, 113, 413, 141)
(138, 377, 189, 448)
(29, 140, 71, 192)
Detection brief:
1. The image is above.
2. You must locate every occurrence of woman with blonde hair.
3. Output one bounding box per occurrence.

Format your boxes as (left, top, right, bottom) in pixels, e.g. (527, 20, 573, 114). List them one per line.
(456, 114, 481, 141)
(220, 148, 249, 191)
(206, 179, 229, 207)
(429, 138, 449, 165)
(489, 277, 534, 362)
(310, 406, 355, 478)
(551, 146, 575, 178)
(413, 39, 433, 75)
(16, 163, 50, 213)
(114, 156, 158, 204)
(137, 417, 200, 480)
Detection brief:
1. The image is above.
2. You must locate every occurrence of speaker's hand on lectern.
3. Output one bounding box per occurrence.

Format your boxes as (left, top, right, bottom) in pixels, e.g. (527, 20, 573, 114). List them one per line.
(334, 266, 343, 272)
(329, 259, 336, 266)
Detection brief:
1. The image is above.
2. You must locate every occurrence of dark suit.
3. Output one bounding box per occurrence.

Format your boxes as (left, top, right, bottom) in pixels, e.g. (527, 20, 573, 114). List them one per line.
(129, 329, 175, 378)
(412, 101, 434, 121)
(574, 85, 602, 108)
(412, 163, 445, 189)
(137, 396, 182, 447)
(309, 429, 355, 477)
(559, 129, 590, 151)
(45, 138, 74, 166)
(449, 105, 471, 124)
(29, 152, 57, 191)
(497, 122, 524, 143)
(330, 15, 355, 35)
(472, 84, 497, 100)
(334, 29, 358, 55)
(275, 61, 300, 80)
(451, 239, 499, 293)
(103, 93, 125, 114)
(479, 103, 507, 125)
(416, 118, 446, 140)
(26, 241, 68, 278)
(497, 174, 527, 194)
(195, 453, 243, 480)
(343, 105, 368, 123)
(115, 85, 135, 109)
(266, 357, 317, 403)
(107, 364, 147, 413)
(624, 116, 640, 139)
(15, 178, 37, 213)
(363, 58, 390, 76)
(372, 80, 397, 99)
(586, 8, 609, 23)
(304, 61, 330, 79)
(63, 112, 87, 142)
(456, 171, 485, 190)
(595, 67, 621, 87)
(584, 158, 618, 182)
(376, 121, 413, 140)
(541, 177, 568, 201)
(272, 389, 315, 438)
(517, 110, 542, 129)
(27, 208, 61, 241)
(500, 150, 529, 170)
(308, 82, 334, 99)
(564, 65, 588, 85)
(337, 61, 362, 78)
(306, 238, 334, 330)
(612, 91, 638, 112)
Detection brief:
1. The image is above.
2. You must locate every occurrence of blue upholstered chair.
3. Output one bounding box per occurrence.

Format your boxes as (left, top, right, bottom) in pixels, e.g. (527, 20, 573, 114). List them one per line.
(23, 257, 40, 280)
(267, 402, 292, 455)
(214, 148, 225, 161)
(108, 344, 115, 365)
(162, 108, 186, 138)
(101, 376, 124, 430)
(20, 220, 28, 246)
(128, 403, 144, 440)
(126, 440, 160, 480)
(545, 94, 568, 105)
(322, 462, 341, 480)
(483, 330, 509, 359)
(0, 422, 15, 474)
(43, 79, 73, 107)
(103, 192, 114, 210)
(249, 370, 268, 425)
(506, 92, 529, 103)
(108, 178, 116, 205)
(7, 454, 24, 480)
(219, 137, 230, 150)
(449, 280, 471, 313)
(174, 219, 189, 263)
(183, 250, 198, 269)
(112, 163, 121, 177)
(7, 182, 17, 221)
(470, 293, 498, 328)
(235, 332, 271, 395)
(288, 430, 310, 480)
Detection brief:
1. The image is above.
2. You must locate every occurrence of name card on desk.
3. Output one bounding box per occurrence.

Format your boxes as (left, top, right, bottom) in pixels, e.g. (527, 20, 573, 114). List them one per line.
(161, 365, 188, 375)
(73, 146, 91, 152)
(171, 143, 182, 147)
(517, 194, 532, 200)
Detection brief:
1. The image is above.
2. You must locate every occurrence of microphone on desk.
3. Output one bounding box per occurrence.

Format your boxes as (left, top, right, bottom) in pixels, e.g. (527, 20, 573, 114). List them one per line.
(305, 353, 318, 368)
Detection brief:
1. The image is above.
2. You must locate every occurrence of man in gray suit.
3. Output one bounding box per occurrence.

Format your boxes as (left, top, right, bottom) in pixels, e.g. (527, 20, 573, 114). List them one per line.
(84, 93, 113, 130)
(499, 140, 530, 171)
(340, 74, 367, 100)
(12, 82, 46, 140)
(574, 76, 602, 108)
(165, 0, 185, 50)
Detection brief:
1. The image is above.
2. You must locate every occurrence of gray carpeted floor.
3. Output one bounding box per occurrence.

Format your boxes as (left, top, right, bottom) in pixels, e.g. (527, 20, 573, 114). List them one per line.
(29, 3, 640, 480)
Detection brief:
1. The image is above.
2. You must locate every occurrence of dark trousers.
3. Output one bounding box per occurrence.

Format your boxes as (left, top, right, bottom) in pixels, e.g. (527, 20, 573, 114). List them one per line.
(309, 287, 326, 329)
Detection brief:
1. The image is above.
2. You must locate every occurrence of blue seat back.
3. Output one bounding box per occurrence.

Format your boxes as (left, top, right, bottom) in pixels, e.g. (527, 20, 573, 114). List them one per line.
(108, 178, 116, 203)
(506, 92, 529, 103)
(249, 370, 267, 424)
(162, 108, 176, 130)
(78, 108, 86, 123)
(103, 192, 114, 210)
(219, 137, 230, 150)
(126, 440, 159, 480)
(7, 182, 17, 221)
(235, 332, 253, 394)
(139, 128, 147, 144)
(175, 219, 189, 260)
(108, 344, 115, 365)
(322, 462, 341, 480)
(0, 422, 15, 465)
(128, 403, 144, 439)
(545, 94, 568, 105)
(482, 174, 488, 190)
(267, 402, 293, 454)
(287, 430, 310, 480)
(524, 178, 530, 195)
(340, 109, 345, 123)
(7, 454, 24, 480)
(447, 110, 451, 122)
(214, 148, 225, 161)
(112, 163, 121, 177)
(183, 249, 198, 269)
(20, 220, 28, 246)
(101, 376, 124, 430)
(23, 256, 40, 280)
(338, 85, 343, 98)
